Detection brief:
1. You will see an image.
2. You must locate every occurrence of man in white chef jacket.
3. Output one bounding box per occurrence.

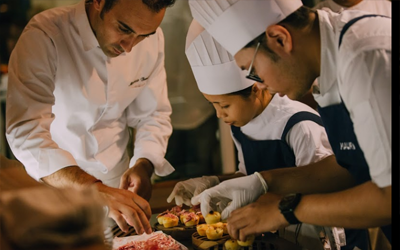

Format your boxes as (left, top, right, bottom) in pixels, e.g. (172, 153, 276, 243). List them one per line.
(188, 0, 392, 248)
(6, 0, 175, 234)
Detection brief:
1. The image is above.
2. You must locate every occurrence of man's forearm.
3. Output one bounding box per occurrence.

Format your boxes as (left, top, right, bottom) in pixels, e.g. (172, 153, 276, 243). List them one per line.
(133, 158, 154, 178)
(41, 166, 100, 189)
(261, 155, 356, 195)
(217, 172, 246, 182)
(296, 182, 391, 228)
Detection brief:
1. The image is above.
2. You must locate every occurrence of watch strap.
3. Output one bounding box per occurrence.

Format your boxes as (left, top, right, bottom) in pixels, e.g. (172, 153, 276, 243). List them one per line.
(281, 209, 301, 224)
(279, 193, 302, 224)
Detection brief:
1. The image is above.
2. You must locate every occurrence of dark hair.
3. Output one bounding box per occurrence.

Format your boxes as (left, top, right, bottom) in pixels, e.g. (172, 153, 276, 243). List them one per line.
(102, 0, 175, 13)
(279, 5, 315, 29)
(227, 85, 254, 98)
(244, 6, 315, 62)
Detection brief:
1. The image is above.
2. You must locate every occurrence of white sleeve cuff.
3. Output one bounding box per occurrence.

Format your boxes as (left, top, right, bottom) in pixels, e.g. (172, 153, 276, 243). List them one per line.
(130, 156, 175, 177)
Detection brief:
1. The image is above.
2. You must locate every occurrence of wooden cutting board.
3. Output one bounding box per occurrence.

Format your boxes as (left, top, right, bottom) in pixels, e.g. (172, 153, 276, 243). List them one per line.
(192, 232, 303, 250)
(153, 222, 197, 241)
(192, 232, 230, 250)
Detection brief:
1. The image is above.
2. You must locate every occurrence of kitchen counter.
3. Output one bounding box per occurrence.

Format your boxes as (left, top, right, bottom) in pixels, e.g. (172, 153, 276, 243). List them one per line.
(146, 180, 303, 250)
(149, 179, 179, 214)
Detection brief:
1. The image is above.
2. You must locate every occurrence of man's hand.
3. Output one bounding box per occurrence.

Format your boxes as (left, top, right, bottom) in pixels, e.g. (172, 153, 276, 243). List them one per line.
(119, 158, 154, 201)
(191, 172, 268, 220)
(227, 192, 288, 242)
(167, 176, 220, 206)
(95, 182, 152, 234)
(41, 165, 153, 234)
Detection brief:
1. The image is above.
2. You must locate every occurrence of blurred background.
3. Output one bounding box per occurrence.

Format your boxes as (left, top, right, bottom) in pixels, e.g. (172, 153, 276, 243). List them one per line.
(0, 0, 322, 181)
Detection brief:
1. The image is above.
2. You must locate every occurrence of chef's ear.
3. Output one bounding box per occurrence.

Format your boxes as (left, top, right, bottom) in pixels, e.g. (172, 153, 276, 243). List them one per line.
(265, 24, 293, 55)
(252, 83, 265, 95)
(252, 83, 259, 93)
(92, 0, 104, 11)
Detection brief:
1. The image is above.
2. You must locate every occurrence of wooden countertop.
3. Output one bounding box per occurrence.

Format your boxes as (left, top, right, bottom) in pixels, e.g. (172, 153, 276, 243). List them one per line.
(149, 179, 180, 214)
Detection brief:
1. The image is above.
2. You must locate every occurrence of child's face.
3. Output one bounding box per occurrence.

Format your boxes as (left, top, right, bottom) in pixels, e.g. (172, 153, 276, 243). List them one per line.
(203, 90, 263, 127)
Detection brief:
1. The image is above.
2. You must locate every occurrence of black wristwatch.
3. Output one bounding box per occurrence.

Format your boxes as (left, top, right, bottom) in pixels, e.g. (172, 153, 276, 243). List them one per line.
(278, 193, 302, 224)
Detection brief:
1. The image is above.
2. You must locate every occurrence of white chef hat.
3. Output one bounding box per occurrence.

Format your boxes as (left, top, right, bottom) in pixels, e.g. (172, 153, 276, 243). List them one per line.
(189, 0, 303, 55)
(185, 19, 254, 95)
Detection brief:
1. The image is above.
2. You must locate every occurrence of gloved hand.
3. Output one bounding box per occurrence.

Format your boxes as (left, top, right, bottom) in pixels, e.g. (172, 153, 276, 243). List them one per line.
(191, 172, 268, 220)
(167, 176, 220, 206)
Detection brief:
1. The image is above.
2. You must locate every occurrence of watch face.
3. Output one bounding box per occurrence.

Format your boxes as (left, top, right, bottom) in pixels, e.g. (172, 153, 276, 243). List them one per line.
(279, 193, 299, 209)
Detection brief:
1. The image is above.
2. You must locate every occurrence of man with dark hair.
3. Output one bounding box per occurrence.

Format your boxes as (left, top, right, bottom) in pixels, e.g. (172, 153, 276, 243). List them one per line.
(189, 0, 391, 249)
(6, 0, 176, 234)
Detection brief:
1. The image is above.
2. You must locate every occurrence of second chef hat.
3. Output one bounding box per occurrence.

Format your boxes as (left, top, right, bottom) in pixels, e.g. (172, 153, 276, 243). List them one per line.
(185, 19, 254, 95)
(188, 0, 303, 56)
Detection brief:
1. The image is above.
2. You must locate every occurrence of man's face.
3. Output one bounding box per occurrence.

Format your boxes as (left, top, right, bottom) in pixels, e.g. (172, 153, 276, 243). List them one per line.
(234, 46, 313, 101)
(91, 0, 165, 57)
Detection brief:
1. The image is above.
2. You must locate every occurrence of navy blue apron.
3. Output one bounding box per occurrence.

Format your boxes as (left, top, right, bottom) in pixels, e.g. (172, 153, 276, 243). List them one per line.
(231, 111, 322, 174)
(316, 14, 391, 248)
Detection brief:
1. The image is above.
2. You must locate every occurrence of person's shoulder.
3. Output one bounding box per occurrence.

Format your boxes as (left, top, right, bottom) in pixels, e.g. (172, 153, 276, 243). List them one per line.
(272, 95, 319, 116)
(337, 10, 391, 56)
(357, 0, 392, 17)
(26, 5, 76, 35)
(313, 0, 342, 12)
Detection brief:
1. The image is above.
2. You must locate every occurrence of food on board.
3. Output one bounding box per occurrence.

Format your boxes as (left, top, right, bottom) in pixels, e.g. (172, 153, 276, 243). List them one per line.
(196, 224, 208, 236)
(158, 205, 204, 228)
(182, 213, 200, 227)
(237, 234, 256, 247)
(224, 239, 240, 250)
(205, 210, 221, 224)
(205, 226, 224, 240)
(157, 212, 179, 228)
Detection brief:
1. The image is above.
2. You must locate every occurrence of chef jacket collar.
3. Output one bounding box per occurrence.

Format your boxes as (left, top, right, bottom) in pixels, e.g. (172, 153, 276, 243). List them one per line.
(241, 93, 282, 135)
(76, 0, 100, 51)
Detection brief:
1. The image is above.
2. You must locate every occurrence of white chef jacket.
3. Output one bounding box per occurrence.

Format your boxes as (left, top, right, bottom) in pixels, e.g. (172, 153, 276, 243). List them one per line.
(313, 9, 391, 188)
(5, 0, 174, 187)
(232, 94, 333, 175)
(314, 0, 391, 17)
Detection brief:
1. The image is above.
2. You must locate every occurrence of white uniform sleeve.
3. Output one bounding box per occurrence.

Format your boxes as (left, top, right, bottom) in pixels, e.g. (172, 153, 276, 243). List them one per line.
(340, 49, 391, 188)
(125, 28, 174, 176)
(5, 28, 77, 180)
(286, 120, 333, 167)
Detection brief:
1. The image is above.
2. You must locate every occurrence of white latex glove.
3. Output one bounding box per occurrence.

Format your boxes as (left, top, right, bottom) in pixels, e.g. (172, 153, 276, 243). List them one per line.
(167, 176, 220, 206)
(191, 172, 268, 220)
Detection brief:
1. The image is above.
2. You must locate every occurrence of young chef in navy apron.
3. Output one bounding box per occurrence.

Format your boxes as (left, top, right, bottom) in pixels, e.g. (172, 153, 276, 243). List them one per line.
(187, 0, 391, 249)
(168, 20, 340, 250)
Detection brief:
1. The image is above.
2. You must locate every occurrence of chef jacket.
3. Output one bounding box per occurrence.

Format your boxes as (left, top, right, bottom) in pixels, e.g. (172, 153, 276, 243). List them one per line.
(313, 9, 391, 189)
(314, 0, 391, 17)
(232, 94, 333, 175)
(5, 0, 174, 187)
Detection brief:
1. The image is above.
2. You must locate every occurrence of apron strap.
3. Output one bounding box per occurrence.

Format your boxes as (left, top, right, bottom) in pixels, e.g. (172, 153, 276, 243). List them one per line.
(281, 111, 323, 141)
(339, 14, 390, 48)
